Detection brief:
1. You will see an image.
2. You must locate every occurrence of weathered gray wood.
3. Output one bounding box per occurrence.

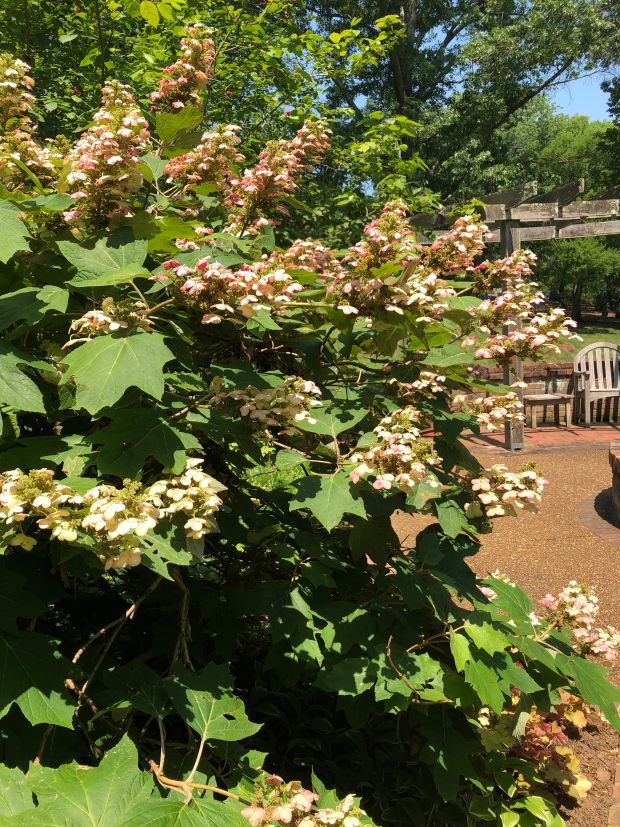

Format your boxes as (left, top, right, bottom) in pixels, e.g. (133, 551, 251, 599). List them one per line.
(410, 213, 444, 229)
(558, 219, 620, 239)
(524, 179, 584, 206)
(481, 181, 537, 207)
(508, 203, 558, 221)
(560, 200, 619, 219)
(594, 185, 620, 201)
(482, 204, 506, 222)
(518, 226, 556, 241)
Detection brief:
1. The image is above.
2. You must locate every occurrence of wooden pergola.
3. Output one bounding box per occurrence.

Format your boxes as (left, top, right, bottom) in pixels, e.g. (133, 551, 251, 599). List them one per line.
(413, 180, 620, 450)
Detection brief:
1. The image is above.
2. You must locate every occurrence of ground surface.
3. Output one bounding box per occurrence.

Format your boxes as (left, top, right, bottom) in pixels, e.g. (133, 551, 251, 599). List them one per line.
(393, 426, 620, 825)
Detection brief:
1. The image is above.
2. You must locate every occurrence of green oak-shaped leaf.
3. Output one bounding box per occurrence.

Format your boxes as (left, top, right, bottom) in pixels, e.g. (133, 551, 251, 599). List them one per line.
(291, 471, 366, 531)
(449, 631, 471, 674)
(167, 664, 261, 743)
(123, 798, 248, 826)
(0, 764, 35, 816)
(0, 631, 75, 727)
(58, 235, 148, 287)
(61, 333, 173, 415)
(418, 713, 475, 802)
(0, 435, 90, 473)
(0, 286, 69, 330)
(463, 619, 511, 656)
(295, 402, 367, 438)
(92, 408, 201, 477)
(463, 658, 505, 714)
(0, 201, 30, 263)
(23, 736, 152, 825)
(556, 654, 620, 730)
(481, 577, 533, 621)
(0, 343, 46, 412)
(435, 500, 474, 538)
(155, 105, 202, 145)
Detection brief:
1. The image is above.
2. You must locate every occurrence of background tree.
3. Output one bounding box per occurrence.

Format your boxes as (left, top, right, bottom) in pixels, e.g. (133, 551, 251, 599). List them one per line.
(535, 237, 620, 321)
(306, 0, 617, 196)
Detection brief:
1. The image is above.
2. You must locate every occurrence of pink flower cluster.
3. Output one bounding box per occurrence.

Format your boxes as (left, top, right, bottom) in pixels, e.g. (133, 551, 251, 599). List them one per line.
(460, 249, 580, 364)
(0, 54, 60, 187)
(453, 392, 524, 432)
(254, 238, 339, 279)
(389, 371, 448, 400)
(345, 199, 420, 270)
(149, 24, 216, 111)
(164, 123, 243, 193)
(224, 119, 331, 235)
(471, 248, 537, 293)
(157, 250, 305, 325)
(324, 202, 458, 321)
(241, 775, 366, 827)
(212, 376, 322, 434)
(539, 581, 620, 661)
(63, 80, 151, 226)
(463, 463, 547, 519)
(472, 309, 579, 364)
(423, 215, 487, 276)
(349, 407, 440, 492)
(470, 277, 545, 329)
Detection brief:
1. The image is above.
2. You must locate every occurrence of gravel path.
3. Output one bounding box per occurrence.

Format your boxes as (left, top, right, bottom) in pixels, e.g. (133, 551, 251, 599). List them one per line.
(393, 442, 620, 679)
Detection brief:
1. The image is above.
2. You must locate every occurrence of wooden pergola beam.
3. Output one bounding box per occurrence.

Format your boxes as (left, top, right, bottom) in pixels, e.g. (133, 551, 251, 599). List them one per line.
(560, 199, 619, 219)
(594, 185, 620, 201)
(480, 181, 537, 207)
(483, 218, 620, 243)
(523, 179, 584, 206)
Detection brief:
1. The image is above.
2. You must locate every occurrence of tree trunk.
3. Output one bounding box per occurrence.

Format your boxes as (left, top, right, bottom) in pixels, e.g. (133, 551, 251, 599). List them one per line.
(571, 284, 583, 323)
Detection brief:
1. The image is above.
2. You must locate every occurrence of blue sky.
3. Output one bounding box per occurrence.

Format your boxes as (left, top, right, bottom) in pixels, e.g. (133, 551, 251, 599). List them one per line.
(549, 74, 613, 121)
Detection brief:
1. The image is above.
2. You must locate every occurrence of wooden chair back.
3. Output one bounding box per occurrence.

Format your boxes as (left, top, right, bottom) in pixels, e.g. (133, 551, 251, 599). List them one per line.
(574, 342, 620, 391)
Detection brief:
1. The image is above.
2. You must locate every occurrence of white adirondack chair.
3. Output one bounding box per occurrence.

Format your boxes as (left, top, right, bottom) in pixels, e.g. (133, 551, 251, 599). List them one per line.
(573, 341, 620, 426)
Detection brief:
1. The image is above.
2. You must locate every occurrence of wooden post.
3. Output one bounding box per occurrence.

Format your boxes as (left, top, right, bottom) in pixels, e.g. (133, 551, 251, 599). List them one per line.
(499, 220, 525, 451)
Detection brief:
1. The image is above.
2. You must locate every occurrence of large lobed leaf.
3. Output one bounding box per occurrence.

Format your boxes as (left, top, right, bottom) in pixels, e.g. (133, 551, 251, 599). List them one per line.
(60, 333, 174, 414)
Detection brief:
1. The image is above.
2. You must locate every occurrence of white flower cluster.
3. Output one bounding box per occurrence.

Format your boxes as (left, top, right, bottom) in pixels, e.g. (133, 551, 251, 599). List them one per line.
(146, 458, 224, 539)
(212, 377, 322, 434)
(461, 249, 580, 364)
(241, 776, 367, 827)
(0, 459, 224, 569)
(65, 297, 151, 346)
(539, 581, 620, 661)
(453, 392, 525, 432)
(464, 464, 547, 519)
(0, 53, 60, 187)
(389, 372, 448, 404)
(350, 407, 440, 492)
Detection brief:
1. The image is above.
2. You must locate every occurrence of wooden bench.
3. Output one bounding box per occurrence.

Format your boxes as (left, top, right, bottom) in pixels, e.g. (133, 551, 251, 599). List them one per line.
(573, 341, 620, 426)
(523, 393, 571, 428)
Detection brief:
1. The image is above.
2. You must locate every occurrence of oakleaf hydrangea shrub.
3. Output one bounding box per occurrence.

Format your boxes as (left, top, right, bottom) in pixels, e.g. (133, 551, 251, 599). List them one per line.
(0, 29, 617, 827)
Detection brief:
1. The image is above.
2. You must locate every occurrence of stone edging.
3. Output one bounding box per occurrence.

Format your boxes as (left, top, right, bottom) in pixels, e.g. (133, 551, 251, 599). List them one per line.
(579, 490, 620, 547)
